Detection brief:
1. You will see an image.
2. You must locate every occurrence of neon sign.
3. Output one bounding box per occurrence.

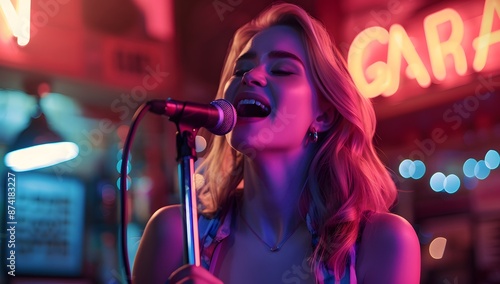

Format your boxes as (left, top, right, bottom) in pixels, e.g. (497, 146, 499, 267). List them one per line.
(348, 0, 500, 99)
(0, 0, 31, 46)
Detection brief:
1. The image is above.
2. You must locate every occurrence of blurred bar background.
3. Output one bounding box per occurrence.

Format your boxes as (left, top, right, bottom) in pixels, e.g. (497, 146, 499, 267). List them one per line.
(0, 0, 498, 283)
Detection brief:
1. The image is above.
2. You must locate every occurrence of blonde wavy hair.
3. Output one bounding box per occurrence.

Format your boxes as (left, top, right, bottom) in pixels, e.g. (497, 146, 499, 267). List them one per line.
(197, 3, 397, 281)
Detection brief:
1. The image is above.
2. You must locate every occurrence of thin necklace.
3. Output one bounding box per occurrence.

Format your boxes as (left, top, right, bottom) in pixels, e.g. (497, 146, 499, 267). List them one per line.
(239, 213, 302, 252)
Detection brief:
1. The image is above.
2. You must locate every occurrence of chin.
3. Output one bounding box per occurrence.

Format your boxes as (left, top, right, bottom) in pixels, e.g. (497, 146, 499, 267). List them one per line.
(226, 129, 259, 158)
(226, 128, 249, 149)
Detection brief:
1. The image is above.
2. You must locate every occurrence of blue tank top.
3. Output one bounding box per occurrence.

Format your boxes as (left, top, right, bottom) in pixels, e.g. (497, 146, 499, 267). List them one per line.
(198, 201, 358, 284)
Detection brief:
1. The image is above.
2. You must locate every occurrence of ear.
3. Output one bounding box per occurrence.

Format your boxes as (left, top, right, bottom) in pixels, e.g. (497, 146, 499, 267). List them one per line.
(313, 106, 336, 132)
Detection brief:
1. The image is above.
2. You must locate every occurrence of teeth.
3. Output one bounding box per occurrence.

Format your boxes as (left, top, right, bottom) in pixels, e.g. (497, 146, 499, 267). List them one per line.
(237, 99, 270, 112)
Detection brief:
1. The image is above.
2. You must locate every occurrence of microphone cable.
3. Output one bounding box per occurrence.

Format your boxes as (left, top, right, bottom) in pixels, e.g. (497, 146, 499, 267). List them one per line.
(119, 102, 151, 284)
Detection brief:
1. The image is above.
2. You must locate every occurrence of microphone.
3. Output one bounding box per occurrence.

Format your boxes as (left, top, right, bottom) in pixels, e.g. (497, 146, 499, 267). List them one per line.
(147, 98, 237, 135)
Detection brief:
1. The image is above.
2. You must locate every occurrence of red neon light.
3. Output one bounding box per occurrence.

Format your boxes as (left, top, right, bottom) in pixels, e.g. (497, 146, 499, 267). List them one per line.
(0, 0, 31, 46)
(348, 0, 500, 99)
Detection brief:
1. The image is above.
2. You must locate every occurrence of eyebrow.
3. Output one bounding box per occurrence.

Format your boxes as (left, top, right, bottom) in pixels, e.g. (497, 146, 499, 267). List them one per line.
(236, 50, 305, 67)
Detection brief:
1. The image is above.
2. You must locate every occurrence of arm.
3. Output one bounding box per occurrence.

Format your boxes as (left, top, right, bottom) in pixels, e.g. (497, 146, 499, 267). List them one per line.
(356, 212, 421, 284)
(132, 205, 184, 284)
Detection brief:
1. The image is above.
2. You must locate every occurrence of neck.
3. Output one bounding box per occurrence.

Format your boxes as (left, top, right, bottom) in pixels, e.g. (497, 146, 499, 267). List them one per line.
(240, 148, 314, 236)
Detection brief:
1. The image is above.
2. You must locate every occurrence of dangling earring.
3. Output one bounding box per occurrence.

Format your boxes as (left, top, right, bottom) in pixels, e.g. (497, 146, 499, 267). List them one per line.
(308, 126, 318, 143)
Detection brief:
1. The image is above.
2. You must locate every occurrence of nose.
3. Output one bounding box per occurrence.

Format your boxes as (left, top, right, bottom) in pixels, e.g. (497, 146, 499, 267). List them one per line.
(242, 67, 267, 87)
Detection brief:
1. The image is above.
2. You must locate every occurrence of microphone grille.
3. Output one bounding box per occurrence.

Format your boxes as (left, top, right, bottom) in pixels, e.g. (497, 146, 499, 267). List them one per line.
(209, 99, 237, 135)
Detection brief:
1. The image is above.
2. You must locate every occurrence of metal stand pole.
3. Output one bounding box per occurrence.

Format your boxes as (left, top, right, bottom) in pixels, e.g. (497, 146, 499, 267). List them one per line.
(175, 127, 200, 266)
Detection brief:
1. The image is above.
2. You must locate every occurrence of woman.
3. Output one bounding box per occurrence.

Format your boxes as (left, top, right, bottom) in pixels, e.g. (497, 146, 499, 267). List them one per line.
(133, 3, 420, 284)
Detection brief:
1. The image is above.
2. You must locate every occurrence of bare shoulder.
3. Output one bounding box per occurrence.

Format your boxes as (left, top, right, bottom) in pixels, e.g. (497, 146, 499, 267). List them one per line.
(356, 212, 421, 284)
(132, 205, 184, 284)
(148, 204, 183, 231)
(363, 212, 418, 243)
(139, 204, 184, 245)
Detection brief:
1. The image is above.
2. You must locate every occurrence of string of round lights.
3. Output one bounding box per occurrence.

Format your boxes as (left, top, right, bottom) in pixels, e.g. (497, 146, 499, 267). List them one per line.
(399, 149, 499, 194)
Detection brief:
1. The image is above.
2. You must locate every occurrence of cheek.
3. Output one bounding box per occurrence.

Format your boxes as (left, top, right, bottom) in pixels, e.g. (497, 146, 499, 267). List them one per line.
(223, 78, 239, 101)
(274, 87, 315, 125)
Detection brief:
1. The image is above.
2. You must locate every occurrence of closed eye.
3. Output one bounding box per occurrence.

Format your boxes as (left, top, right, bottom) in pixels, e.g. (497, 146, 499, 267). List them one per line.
(233, 69, 248, 77)
(271, 70, 294, 76)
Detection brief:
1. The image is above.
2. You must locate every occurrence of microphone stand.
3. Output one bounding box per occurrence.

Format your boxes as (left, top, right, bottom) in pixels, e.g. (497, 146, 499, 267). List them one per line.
(174, 122, 201, 266)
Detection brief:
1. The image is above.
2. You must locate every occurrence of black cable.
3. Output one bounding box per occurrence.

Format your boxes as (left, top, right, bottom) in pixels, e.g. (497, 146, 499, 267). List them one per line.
(120, 102, 151, 284)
